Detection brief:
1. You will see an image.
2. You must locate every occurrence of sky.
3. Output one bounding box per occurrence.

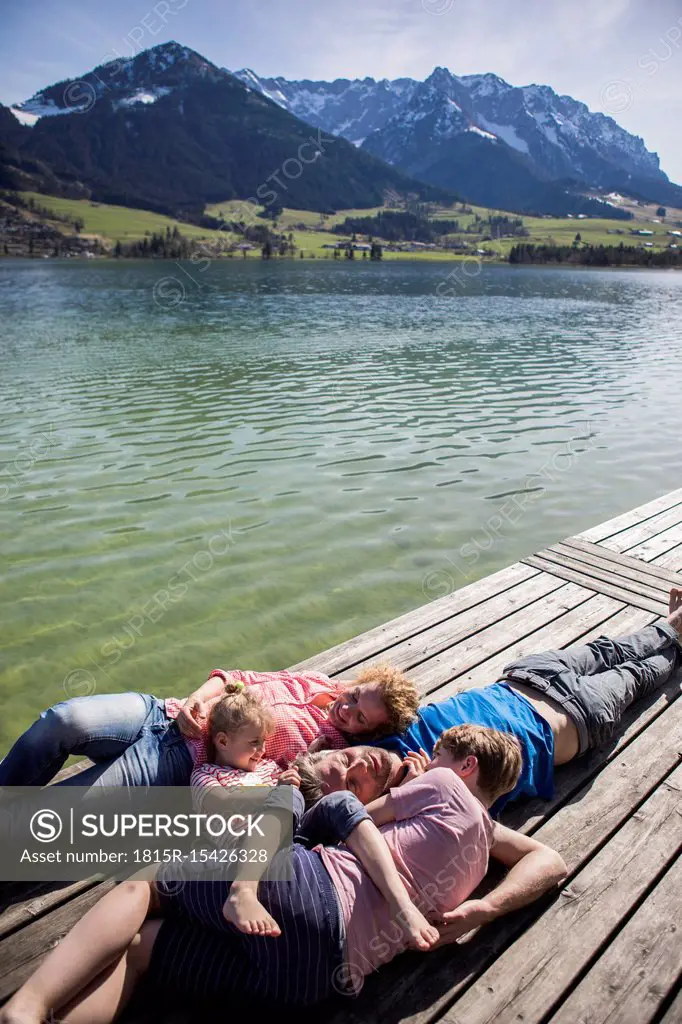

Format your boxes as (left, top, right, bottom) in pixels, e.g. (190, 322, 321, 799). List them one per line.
(2, 0, 681, 181)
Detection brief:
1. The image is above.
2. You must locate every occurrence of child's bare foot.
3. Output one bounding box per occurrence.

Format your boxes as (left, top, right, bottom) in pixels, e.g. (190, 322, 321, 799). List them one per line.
(667, 588, 682, 636)
(0, 990, 48, 1024)
(394, 901, 440, 952)
(224, 885, 281, 937)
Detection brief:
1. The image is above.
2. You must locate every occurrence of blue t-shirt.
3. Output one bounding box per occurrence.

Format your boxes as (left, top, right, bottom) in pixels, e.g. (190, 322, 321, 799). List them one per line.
(371, 683, 554, 815)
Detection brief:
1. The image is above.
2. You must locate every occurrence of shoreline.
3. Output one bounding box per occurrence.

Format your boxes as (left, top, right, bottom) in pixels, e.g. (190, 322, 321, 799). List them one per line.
(1, 254, 680, 270)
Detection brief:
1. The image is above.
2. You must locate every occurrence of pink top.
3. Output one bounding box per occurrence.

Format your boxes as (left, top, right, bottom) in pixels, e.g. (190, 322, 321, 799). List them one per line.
(319, 768, 493, 991)
(165, 668, 348, 767)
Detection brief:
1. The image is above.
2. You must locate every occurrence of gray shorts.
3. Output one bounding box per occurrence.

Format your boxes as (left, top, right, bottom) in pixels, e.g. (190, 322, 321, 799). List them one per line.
(502, 622, 681, 754)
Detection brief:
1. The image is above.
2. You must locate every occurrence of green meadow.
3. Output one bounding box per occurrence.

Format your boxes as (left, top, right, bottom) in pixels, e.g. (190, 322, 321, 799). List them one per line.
(19, 192, 231, 244)
(19, 191, 680, 260)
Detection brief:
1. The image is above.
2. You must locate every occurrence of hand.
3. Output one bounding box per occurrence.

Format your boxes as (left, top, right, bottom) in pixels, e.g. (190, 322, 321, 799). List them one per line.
(307, 735, 331, 754)
(277, 767, 301, 788)
(437, 898, 495, 940)
(175, 692, 207, 740)
(400, 748, 431, 784)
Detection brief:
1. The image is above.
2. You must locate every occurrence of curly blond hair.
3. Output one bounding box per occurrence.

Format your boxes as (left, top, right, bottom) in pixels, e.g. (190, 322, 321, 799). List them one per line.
(354, 662, 420, 735)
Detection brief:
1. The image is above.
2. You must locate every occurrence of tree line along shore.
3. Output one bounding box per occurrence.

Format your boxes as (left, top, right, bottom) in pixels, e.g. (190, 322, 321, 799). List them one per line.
(2, 191, 681, 267)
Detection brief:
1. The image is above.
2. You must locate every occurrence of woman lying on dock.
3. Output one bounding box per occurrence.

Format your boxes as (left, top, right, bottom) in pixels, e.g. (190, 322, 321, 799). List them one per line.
(0, 664, 420, 789)
(0, 726, 566, 1023)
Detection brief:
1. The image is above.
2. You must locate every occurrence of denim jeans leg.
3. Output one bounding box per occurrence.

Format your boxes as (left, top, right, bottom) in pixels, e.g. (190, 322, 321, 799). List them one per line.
(0, 692, 159, 786)
(58, 700, 192, 788)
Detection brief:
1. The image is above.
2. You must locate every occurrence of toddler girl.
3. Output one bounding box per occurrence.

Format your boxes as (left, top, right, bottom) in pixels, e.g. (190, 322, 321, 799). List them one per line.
(190, 681, 282, 810)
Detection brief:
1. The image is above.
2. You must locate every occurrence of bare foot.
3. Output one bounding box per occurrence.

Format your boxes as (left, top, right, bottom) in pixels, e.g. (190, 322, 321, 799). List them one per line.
(667, 587, 682, 636)
(393, 901, 440, 952)
(223, 884, 281, 937)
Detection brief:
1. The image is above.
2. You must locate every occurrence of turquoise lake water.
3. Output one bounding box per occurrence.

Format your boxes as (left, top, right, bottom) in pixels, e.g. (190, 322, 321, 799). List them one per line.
(1, 258, 681, 753)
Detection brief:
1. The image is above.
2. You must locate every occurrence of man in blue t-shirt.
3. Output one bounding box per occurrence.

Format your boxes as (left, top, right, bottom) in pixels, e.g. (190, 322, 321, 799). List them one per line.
(295, 596, 682, 813)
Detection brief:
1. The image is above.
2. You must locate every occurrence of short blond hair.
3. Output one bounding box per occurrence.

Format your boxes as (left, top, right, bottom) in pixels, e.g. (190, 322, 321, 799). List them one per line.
(354, 663, 419, 735)
(434, 724, 522, 803)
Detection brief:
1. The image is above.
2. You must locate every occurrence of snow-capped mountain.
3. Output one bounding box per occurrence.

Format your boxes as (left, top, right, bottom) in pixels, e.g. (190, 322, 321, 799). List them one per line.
(389, 68, 662, 184)
(235, 65, 679, 212)
(11, 42, 224, 123)
(7, 43, 680, 216)
(2, 42, 447, 216)
(232, 70, 419, 146)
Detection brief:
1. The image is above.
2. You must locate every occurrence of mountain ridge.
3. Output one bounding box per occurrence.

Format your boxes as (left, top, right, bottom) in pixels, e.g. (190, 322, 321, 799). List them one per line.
(234, 64, 681, 213)
(2, 42, 452, 216)
(5, 42, 680, 217)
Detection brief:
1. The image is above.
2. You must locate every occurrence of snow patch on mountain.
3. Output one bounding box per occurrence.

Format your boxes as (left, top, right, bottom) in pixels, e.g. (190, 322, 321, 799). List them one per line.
(115, 87, 171, 109)
(479, 118, 529, 154)
(467, 125, 497, 141)
(11, 97, 72, 122)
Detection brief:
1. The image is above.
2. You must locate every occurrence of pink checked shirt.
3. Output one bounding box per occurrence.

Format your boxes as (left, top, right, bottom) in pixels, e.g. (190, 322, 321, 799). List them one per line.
(165, 668, 348, 768)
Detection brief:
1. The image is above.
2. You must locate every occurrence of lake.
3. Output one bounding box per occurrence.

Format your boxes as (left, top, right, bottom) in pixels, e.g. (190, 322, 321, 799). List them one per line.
(1, 258, 681, 754)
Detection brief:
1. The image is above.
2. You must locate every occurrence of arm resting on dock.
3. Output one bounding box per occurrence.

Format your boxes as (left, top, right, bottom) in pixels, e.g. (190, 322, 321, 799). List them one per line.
(434, 824, 568, 946)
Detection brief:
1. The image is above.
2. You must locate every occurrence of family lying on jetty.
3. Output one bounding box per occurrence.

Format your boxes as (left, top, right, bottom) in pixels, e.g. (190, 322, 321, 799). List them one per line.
(3, 588, 682, 1023)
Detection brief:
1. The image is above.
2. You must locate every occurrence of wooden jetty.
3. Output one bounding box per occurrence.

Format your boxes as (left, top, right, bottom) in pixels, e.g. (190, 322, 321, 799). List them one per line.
(1, 487, 682, 1022)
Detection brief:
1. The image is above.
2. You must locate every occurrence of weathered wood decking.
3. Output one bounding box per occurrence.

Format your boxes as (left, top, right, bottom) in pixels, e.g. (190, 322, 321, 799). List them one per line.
(2, 488, 682, 1022)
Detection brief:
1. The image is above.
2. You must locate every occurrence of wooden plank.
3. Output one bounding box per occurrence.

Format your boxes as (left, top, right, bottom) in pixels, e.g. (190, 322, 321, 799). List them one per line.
(573, 604, 659, 644)
(0, 880, 116, 1000)
(290, 562, 539, 676)
(428, 592, 624, 702)
(335, 572, 569, 689)
(442, 767, 682, 1024)
(50, 759, 93, 784)
(558, 603, 657, 644)
(558, 537, 682, 588)
(528, 547, 669, 602)
(536, 706, 682, 871)
(411, 582, 595, 696)
(0, 878, 103, 939)
(522, 555, 668, 615)
(624, 525, 682, 564)
(597, 504, 682, 555)
(548, 855, 682, 1024)
(658, 983, 682, 1023)
(652, 542, 682, 572)
(432, 602, 654, 701)
(578, 489, 682, 544)
(325, 692, 682, 1024)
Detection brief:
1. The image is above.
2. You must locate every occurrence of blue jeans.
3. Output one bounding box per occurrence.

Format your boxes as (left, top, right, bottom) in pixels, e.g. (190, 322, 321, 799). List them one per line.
(0, 692, 192, 788)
